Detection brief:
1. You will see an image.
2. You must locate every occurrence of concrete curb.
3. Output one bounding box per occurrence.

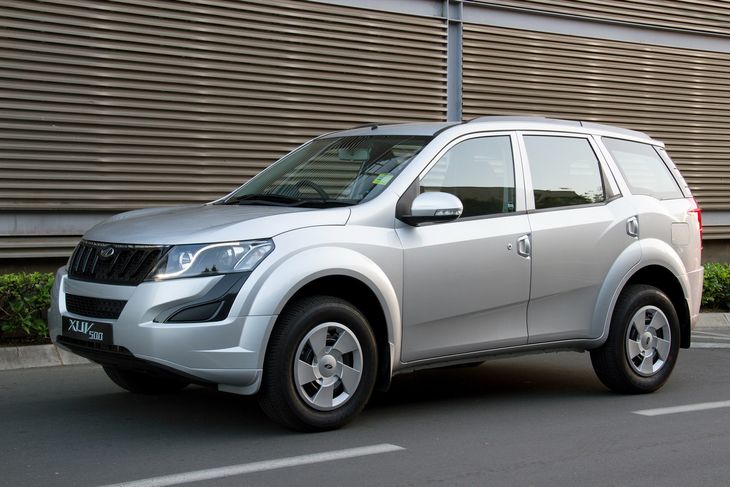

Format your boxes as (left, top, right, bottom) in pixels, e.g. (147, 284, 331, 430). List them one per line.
(1, 313, 729, 371)
(0, 344, 89, 371)
(696, 312, 730, 328)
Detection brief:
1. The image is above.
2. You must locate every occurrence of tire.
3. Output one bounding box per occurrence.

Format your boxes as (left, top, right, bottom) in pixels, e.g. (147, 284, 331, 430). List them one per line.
(258, 296, 378, 431)
(590, 284, 680, 394)
(103, 366, 189, 394)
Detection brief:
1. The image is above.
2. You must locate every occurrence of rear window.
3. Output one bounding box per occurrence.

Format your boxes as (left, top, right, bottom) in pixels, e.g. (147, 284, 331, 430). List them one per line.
(523, 135, 605, 210)
(603, 138, 683, 200)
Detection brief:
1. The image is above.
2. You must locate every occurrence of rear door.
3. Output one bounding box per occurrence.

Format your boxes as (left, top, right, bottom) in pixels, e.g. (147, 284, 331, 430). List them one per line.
(398, 133, 532, 362)
(518, 133, 640, 343)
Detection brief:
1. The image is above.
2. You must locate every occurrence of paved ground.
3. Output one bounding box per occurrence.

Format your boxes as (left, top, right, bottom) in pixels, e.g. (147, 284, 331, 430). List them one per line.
(2, 338, 730, 487)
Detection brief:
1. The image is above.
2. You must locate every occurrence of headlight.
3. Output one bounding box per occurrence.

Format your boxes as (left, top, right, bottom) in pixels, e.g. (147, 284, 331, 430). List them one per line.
(148, 240, 274, 280)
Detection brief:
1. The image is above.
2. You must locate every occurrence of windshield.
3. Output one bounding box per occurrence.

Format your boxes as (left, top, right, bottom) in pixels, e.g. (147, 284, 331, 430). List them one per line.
(220, 135, 432, 207)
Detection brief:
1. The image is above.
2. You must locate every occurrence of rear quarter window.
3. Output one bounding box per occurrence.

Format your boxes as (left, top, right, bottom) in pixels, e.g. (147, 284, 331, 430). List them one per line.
(602, 138, 683, 200)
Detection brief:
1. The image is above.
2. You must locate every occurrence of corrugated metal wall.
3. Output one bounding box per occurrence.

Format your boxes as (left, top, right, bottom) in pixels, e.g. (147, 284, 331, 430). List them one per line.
(0, 235, 81, 259)
(463, 24, 730, 237)
(473, 0, 730, 36)
(0, 0, 447, 258)
(0, 0, 447, 210)
(4, 0, 730, 260)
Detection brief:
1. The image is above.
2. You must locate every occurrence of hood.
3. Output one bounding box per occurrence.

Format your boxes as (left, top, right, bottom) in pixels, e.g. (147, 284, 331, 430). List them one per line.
(83, 204, 351, 245)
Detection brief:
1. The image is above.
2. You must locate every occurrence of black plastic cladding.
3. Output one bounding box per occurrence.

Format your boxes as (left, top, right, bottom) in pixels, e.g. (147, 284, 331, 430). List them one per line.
(65, 294, 127, 320)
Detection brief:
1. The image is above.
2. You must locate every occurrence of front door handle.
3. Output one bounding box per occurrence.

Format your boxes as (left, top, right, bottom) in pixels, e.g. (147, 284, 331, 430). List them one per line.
(517, 234, 531, 257)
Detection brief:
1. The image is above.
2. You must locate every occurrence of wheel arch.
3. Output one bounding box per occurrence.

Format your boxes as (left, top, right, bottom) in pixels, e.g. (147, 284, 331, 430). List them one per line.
(281, 275, 393, 391)
(242, 246, 401, 391)
(592, 239, 692, 349)
(623, 266, 691, 349)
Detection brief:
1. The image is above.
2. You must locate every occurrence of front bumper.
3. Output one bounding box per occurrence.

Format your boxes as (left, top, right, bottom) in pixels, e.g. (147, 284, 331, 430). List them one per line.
(49, 267, 276, 395)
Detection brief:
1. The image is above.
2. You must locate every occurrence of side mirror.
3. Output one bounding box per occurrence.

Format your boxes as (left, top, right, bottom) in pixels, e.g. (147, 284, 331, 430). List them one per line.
(399, 192, 463, 226)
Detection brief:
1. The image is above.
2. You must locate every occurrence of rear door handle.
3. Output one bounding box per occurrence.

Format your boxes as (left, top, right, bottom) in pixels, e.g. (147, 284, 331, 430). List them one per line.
(517, 234, 531, 257)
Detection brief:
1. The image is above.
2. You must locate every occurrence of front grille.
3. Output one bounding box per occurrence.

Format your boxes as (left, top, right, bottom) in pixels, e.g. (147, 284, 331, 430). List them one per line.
(67, 240, 166, 285)
(66, 294, 127, 319)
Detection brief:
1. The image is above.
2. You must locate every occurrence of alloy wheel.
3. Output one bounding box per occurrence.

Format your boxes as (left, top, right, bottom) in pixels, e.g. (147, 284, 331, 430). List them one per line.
(625, 305, 672, 376)
(294, 322, 363, 411)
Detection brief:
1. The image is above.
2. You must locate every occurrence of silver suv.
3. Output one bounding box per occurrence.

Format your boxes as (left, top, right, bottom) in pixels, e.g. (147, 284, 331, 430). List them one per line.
(49, 116, 703, 431)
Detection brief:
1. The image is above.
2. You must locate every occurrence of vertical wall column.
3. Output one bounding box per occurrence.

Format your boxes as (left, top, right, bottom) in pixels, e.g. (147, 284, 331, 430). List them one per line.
(445, 0, 463, 121)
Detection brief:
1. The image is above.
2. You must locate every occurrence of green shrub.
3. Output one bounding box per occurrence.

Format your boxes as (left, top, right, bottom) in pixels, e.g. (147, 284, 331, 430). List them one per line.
(0, 272, 54, 340)
(702, 262, 730, 310)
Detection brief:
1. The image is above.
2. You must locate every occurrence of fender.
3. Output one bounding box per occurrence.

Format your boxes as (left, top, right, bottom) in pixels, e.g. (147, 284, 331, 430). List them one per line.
(592, 237, 691, 346)
(636, 238, 692, 300)
(232, 245, 402, 372)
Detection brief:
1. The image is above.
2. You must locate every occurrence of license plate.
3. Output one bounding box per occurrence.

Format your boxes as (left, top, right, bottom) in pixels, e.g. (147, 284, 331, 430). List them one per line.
(62, 316, 113, 345)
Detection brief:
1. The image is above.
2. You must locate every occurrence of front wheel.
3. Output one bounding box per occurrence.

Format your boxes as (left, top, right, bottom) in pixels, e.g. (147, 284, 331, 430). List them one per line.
(258, 296, 378, 431)
(590, 284, 680, 394)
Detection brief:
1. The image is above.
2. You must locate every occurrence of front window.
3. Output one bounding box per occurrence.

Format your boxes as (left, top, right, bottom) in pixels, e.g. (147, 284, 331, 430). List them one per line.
(221, 135, 432, 207)
(420, 135, 516, 218)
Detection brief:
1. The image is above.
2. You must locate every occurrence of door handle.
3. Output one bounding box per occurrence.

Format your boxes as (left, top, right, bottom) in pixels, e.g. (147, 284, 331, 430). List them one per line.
(626, 216, 639, 238)
(517, 235, 531, 257)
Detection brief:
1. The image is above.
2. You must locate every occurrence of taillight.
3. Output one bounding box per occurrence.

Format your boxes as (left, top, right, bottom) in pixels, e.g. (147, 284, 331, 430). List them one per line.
(688, 197, 703, 249)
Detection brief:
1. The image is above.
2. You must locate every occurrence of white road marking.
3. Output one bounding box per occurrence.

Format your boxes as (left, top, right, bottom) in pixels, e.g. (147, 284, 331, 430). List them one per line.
(692, 331, 730, 341)
(691, 343, 730, 348)
(693, 331, 730, 339)
(98, 443, 404, 487)
(634, 400, 730, 416)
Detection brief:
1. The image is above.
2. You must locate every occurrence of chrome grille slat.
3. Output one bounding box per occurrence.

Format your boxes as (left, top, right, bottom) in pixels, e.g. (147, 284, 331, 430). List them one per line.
(67, 240, 166, 286)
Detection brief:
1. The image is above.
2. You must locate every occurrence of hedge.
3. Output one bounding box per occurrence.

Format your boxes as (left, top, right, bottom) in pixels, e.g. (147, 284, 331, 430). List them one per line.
(701, 262, 730, 310)
(0, 272, 54, 341)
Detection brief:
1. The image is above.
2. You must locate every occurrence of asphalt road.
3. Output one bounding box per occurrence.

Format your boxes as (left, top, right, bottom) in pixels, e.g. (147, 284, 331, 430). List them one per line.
(3, 341, 730, 487)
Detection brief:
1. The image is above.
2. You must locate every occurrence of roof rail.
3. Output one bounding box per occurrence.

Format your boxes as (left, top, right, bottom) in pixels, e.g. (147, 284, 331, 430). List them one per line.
(432, 121, 462, 136)
(467, 115, 581, 127)
(578, 120, 649, 139)
(466, 115, 652, 139)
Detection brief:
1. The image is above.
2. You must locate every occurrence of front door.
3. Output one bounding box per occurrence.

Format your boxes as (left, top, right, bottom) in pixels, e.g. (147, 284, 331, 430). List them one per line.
(398, 134, 532, 362)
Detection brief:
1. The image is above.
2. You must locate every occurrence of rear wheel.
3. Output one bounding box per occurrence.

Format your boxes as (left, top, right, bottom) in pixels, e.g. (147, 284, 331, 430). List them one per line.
(258, 296, 378, 431)
(103, 366, 189, 394)
(590, 284, 680, 394)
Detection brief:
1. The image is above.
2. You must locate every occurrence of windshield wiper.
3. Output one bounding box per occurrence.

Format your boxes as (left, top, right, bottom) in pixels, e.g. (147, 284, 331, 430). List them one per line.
(221, 193, 303, 206)
(293, 199, 356, 208)
(222, 193, 357, 208)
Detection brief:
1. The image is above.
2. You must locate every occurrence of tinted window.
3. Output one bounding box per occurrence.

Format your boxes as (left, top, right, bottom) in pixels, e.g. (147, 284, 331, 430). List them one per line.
(603, 138, 683, 200)
(524, 136, 605, 210)
(420, 136, 516, 218)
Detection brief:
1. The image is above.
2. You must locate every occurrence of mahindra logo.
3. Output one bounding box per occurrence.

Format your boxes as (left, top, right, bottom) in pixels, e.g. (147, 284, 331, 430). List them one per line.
(99, 247, 115, 258)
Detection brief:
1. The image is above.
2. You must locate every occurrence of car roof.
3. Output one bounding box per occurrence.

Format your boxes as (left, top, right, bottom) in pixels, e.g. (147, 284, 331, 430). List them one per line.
(323, 116, 661, 146)
(322, 122, 457, 137)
